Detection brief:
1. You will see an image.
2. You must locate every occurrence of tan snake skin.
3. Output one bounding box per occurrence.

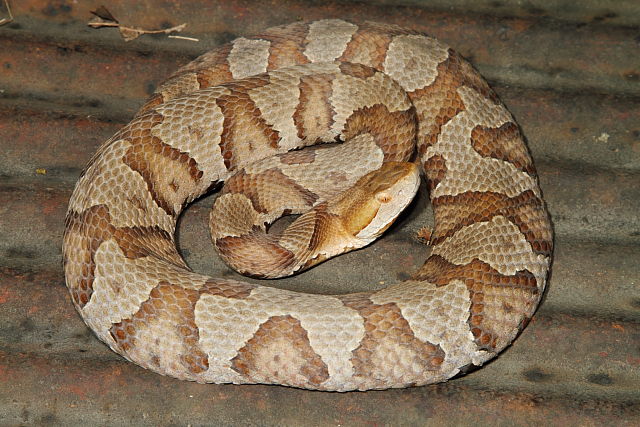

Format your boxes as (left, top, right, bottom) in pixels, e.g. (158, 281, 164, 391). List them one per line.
(63, 19, 553, 391)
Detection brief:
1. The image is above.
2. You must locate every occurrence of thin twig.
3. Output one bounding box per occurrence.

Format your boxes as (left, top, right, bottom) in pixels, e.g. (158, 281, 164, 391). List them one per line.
(87, 6, 187, 41)
(87, 21, 187, 35)
(0, 0, 14, 26)
(168, 35, 199, 42)
(88, 21, 187, 41)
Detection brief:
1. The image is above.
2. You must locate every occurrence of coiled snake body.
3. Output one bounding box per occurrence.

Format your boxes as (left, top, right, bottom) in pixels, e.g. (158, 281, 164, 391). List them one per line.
(63, 20, 553, 391)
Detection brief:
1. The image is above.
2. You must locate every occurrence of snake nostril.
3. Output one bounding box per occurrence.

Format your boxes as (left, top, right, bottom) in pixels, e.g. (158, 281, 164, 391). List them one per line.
(376, 192, 392, 203)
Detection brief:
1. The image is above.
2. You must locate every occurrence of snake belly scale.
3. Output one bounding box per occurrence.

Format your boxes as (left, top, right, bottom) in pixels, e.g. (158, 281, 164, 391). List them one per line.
(63, 19, 553, 391)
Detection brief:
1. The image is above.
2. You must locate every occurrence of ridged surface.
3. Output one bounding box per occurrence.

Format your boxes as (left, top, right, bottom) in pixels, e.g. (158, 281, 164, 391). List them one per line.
(0, 0, 638, 425)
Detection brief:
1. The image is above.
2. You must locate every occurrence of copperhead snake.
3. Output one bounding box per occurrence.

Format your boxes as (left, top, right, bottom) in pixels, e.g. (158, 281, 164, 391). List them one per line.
(63, 19, 553, 391)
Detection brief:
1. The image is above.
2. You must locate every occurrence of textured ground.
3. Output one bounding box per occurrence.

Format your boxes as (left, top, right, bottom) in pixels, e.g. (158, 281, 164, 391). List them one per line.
(0, 0, 639, 425)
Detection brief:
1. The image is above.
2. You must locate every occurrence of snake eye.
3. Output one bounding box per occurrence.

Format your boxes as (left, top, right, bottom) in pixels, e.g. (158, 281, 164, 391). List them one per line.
(376, 192, 392, 203)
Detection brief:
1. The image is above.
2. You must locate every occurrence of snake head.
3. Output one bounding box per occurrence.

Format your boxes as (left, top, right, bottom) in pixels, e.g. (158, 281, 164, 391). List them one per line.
(337, 161, 420, 243)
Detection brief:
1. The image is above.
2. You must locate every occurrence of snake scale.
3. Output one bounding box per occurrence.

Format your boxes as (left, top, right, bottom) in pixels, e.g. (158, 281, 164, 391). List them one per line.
(63, 19, 553, 391)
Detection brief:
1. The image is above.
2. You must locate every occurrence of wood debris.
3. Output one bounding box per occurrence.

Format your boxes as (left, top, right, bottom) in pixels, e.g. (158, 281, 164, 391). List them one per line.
(0, 0, 13, 26)
(88, 5, 188, 42)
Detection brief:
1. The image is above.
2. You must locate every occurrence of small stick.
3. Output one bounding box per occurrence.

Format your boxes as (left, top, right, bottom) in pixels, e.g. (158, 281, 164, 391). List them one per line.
(87, 6, 188, 42)
(168, 35, 200, 42)
(88, 21, 187, 42)
(0, 0, 14, 26)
